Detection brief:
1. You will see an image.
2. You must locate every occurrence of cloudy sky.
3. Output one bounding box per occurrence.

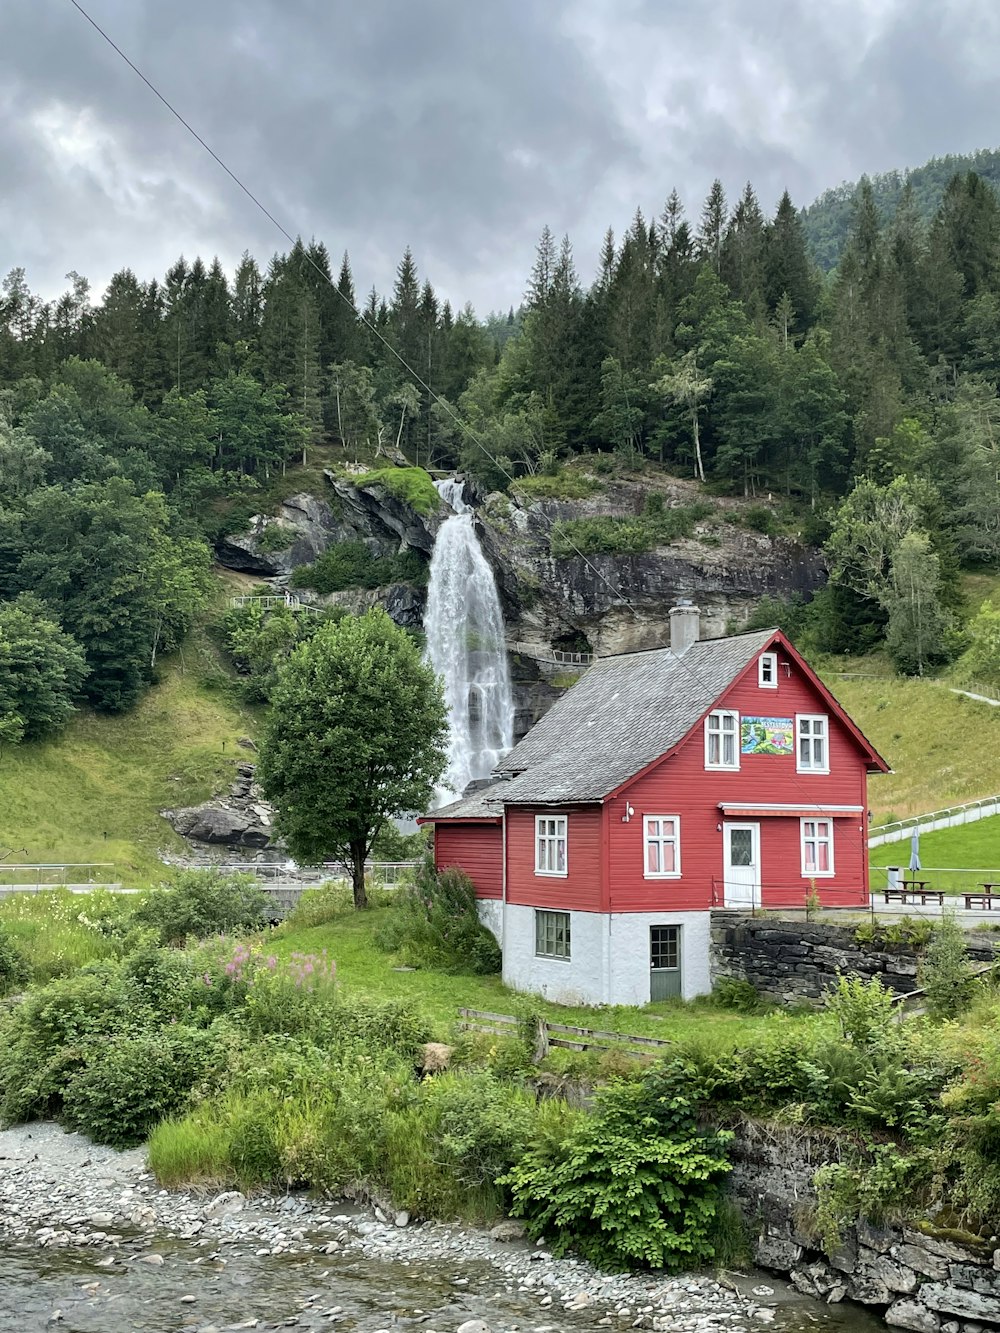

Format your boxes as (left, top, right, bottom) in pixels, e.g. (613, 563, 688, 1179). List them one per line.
(2, 0, 999, 315)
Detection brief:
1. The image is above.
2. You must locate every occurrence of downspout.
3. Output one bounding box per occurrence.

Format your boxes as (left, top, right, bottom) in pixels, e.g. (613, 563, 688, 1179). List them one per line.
(602, 797, 612, 1005)
(501, 807, 508, 983)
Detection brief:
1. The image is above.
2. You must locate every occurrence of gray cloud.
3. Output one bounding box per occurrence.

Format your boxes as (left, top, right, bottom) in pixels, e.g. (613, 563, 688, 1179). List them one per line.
(0, 0, 997, 315)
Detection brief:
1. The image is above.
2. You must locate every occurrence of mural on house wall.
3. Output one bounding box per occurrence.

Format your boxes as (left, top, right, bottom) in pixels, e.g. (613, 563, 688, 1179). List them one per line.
(740, 717, 793, 756)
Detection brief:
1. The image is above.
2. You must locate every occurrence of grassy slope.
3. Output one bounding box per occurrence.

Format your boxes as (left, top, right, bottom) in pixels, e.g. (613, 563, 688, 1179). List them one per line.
(1, 660, 257, 885)
(824, 673, 1000, 822)
(270, 907, 809, 1046)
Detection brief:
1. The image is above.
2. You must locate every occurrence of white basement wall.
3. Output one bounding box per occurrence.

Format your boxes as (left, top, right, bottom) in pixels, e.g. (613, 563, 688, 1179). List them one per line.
(480, 903, 712, 1006)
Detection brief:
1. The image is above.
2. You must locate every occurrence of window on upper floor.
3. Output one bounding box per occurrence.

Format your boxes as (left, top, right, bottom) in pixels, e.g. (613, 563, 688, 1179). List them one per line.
(535, 815, 567, 876)
(535, 909, 571, 959)
(644, 815, 681, 878)
(758, 652, 778, 688)
(801, 818, 834, 876)
(796, 714, 829, 773)
(705, 710, 740, 770)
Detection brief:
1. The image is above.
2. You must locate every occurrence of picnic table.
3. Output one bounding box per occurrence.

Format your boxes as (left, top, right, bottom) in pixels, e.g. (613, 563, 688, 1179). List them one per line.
(964, 883, 1000, 911)
(883, 881, 946, 906)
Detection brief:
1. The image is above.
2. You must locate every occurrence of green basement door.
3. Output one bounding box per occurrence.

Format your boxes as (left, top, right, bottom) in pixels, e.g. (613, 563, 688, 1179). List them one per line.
(650, 924, 682, 1000)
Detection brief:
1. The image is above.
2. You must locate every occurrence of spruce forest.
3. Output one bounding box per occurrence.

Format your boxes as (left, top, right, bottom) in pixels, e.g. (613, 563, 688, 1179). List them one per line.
(2, 162, 1000, 734)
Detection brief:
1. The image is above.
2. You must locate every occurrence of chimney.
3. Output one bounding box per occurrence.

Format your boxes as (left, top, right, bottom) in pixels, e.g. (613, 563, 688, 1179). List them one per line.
(669, 601, 700, 655)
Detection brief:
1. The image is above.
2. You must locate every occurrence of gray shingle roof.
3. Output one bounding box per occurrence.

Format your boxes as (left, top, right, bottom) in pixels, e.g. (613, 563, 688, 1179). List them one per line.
(426, 785, 505, 820)
(486, 628, 777, 806)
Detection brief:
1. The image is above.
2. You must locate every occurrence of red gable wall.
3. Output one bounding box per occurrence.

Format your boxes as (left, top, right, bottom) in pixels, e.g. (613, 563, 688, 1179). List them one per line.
(605, 648, 870, 911)
(434, 822, 503, 900)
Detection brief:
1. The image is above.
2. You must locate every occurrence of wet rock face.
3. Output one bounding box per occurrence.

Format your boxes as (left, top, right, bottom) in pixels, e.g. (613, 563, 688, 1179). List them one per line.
(162, 762, 279, 856)
(729, 1122, 1000, 1332)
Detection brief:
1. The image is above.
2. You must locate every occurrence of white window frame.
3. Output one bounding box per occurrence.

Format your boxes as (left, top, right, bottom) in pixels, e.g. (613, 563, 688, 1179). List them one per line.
(801, 817, 835, 877)
(535, 909, 571, 960)
(643, 815, 682, 879)
(705, 710, 740, 770)
(535, 814, 568, 877)
(758, 652, 778, 688)
(796, 714, 829, 774)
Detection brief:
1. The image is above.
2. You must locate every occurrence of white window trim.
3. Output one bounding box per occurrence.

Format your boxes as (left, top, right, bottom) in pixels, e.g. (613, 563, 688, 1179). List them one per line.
(796, 713, 830, 774)
(758, 652, 778, 688)
(705, 709, 740, 771)
(534, 908, 572, 961)
(534, 814, 568, 877)
(800, 817, 835, 878)
(643, 815, 682, 879)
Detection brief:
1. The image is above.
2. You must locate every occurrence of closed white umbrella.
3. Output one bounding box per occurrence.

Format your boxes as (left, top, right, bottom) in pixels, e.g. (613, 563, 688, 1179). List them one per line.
(909, 828, 922, 874)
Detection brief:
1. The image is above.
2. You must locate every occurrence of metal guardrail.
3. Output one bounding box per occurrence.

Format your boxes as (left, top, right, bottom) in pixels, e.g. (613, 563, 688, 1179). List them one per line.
(228, 594, 321, 616)
(868, 795, 1000, 847)
(509, 641, 594, 667)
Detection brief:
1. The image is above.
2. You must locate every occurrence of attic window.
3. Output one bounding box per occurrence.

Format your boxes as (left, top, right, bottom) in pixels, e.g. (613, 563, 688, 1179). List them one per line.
(705, 710, 740, 771)
(758, 653, 778, 689)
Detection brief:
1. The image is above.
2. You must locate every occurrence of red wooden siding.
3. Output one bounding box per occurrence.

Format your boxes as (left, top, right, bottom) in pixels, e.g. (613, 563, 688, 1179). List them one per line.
(605, 648, 871, 911)
(505, 806, 604, 910)
(434, 822, 503, 900)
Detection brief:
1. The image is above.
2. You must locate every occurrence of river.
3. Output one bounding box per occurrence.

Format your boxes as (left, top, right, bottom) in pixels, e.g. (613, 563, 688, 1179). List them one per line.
(0, 1124, 885, 1333)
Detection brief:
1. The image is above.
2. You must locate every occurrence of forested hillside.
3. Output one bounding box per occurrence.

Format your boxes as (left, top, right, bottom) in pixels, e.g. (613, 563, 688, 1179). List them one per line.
(801, 147, 1000, 269)
(2, 165, 1000, 754)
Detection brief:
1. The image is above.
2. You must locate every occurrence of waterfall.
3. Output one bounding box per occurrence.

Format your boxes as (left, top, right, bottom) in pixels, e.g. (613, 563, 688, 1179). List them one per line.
(425, 478, 514, 803)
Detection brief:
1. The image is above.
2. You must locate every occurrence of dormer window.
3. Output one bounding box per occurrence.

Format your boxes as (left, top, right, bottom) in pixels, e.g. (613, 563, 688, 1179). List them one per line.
(758, 653, 778, 689)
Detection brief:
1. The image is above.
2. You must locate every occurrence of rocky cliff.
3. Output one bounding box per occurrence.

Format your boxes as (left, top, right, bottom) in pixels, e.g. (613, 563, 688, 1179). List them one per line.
(729, 1120, 1000, 1333)
(216, 467, 826, 736)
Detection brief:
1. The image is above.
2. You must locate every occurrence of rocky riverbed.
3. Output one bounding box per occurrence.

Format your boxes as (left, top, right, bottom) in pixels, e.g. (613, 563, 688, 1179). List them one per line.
(0, 1123, 881, 1333)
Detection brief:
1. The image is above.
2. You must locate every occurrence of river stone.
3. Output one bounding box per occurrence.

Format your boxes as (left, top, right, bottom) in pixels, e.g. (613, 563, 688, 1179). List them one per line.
(456, 1323, 492, 1333)
(489, 1220, 526, 1242)
(886, 1300, 941, 1332)
(204, 1192, 246, 1219)
(755, 1235, 802, 1270)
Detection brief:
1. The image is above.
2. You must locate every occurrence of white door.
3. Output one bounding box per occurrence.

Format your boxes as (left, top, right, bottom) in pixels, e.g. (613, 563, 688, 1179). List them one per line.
(723, 822, 761, 907)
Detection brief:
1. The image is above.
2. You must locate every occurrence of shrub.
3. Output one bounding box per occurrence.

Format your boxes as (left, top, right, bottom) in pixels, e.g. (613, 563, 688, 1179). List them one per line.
(514, 472, 602, 501)
(711, 977, 763, 1014)
(740, 505, 778, 535)
(0, 962, 151, 1123)
(0, 923, 29, 995)
(825, 974, 896, 1049)
(133, 871, 270, 945)
(255, 524, 296, 553)
(502, 1064, 731, 1270)
(549, 503, 716, 559)
(356, 467, 439, 515)
(290, 541, 427, 594)
(920, 914, 976, 1020)
(374, 859, 501, 975)
(62, 1026, 224, 1148)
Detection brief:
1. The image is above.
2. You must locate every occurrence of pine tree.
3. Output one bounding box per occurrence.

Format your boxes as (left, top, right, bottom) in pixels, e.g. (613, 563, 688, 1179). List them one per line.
(697, 180, 727, 273)
(526, 226, 557, 309)
(721, 182, 766, 315)
(764, 192, 818, 331)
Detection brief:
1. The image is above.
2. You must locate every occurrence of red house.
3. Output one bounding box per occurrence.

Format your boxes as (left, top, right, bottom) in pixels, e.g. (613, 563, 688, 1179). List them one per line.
(421, 606, 889, 1007)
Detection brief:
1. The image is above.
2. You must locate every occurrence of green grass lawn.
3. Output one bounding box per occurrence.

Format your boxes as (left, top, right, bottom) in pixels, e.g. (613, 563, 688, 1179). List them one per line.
(0, 660, 258, 885)
(826, 673, 1000, 822)
(268, 905, 816, 1046)
(870, 813, 1000, 894)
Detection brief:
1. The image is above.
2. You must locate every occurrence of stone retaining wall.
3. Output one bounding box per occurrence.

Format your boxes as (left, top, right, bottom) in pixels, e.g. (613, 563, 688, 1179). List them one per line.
(710, 912, 996, 1005)
(729, 1120, 999, 1332)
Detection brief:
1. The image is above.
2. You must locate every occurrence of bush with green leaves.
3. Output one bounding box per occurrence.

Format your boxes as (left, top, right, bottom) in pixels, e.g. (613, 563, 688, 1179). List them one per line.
(825, 973, 896, 1048)
(374, 858, 501, 974)
(919, 914, 976, 1020)
(0, 961, 151, 1123)
(290, 541, 427, 594)
(0, 595, 89, 744)
(549, 502, 715, 559)
(62, 1026, 224, 1148)
(501, 1063, 731, 1270)
(133, 870, 270, 945)
(0, 923, 30, 995)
